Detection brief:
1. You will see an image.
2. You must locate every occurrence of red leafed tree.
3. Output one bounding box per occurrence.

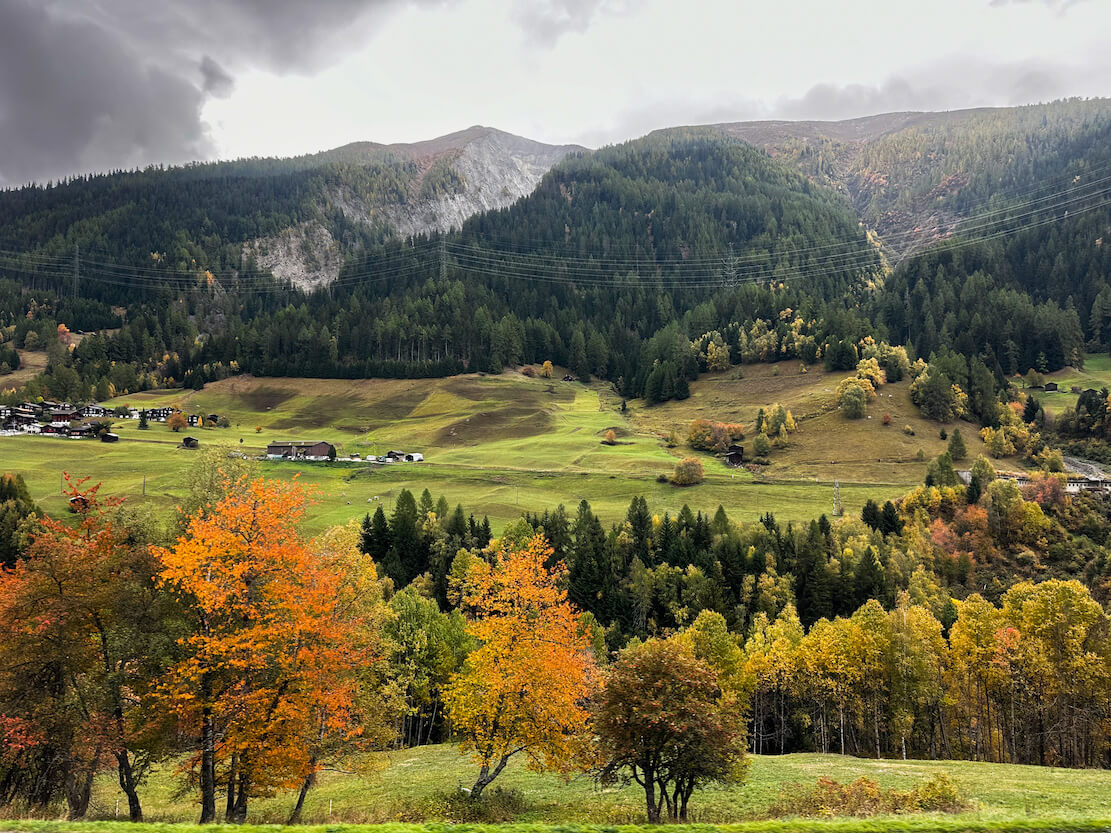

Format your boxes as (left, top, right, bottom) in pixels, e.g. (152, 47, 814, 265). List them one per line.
(153, 477, 389, 824)
(0, 476, 172, 820)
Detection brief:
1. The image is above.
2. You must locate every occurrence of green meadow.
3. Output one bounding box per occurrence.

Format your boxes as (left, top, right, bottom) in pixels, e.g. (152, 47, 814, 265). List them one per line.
(2, 363, 1032, 531)
(1029, 353, 1111, 416)
(4, 744, 1111, 829)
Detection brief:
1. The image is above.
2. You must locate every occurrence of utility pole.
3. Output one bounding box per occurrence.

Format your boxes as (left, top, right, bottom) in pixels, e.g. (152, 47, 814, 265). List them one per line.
(439, 239, 447, 282)
(833, 480, 843, 517)
(722, 242, 737, 287)
(73, 243, 79, 299)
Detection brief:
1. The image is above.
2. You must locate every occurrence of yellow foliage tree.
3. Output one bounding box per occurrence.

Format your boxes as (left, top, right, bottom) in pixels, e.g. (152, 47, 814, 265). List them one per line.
(445, 534, 597, 797)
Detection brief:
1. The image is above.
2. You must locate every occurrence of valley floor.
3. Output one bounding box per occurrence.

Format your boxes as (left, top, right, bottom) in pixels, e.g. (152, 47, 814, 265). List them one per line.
(2, 363, 1021, 531)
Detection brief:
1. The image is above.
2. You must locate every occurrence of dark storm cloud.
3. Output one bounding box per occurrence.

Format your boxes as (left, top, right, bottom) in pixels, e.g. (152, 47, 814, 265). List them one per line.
(200, 57, 235, 99)
(0, 0, 444, 186)
(0, 0, 212, 185)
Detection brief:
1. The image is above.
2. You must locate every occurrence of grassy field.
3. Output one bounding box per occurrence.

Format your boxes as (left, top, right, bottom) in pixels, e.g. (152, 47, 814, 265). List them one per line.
(1024, 353, 1111, 417)
(2, 364, 1026, 532)
(4, 743, 1109, 828)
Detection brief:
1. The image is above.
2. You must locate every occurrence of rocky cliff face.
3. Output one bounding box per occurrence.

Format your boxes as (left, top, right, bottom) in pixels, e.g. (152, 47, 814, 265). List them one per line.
(330, 126, 583, 237)
(246, 126, 584, 289)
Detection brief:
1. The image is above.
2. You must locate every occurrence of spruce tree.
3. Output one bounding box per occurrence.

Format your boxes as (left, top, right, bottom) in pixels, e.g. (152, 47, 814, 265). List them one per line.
(947, 428, 967, 461)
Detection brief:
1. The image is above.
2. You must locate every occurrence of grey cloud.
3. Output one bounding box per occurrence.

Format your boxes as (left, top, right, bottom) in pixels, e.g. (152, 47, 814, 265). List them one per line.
(0, 0, 212, 185)
(200, 56, 234, 98)
(0, 0, 445, 185)
(511, 0, 622, 46)
(575, 56, 1099, 147)
(772, 59, 1080, 122)
(989, 0, 1090, 9)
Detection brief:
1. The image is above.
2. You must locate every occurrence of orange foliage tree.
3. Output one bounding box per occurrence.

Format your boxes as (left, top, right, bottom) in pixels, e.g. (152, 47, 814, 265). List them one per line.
(445, 533, 597, 798)
(153, 477, 388, 823)
(0, 477, 173, 820)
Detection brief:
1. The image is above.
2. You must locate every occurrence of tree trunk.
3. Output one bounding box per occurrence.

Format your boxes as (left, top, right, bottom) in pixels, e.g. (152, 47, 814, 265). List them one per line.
(224, 751, 238, 822)
(470, 754, 510, 800)
(231, 765, 250, 823)
(199, 675, 216, 824)
(65, 762, 96, 820)
(115, 748, 143, 822)
(644, 776, 660, 824)
(287, 766, 316, 825)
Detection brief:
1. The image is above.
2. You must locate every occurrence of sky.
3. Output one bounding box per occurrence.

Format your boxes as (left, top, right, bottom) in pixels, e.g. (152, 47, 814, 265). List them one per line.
(1, 0, 1109, 185)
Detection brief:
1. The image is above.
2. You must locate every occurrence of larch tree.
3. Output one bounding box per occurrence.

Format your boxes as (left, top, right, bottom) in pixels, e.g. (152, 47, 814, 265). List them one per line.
(444, 533, 596, 798)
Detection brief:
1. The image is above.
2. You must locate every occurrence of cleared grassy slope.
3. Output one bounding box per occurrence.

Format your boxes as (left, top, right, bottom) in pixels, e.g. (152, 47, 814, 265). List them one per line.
(4, 363, 1029, 532)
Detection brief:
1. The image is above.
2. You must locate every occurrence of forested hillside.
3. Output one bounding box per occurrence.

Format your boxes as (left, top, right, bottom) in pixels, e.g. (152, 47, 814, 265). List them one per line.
(2, 100, 1111, 425)
(0, 127, 580, 293)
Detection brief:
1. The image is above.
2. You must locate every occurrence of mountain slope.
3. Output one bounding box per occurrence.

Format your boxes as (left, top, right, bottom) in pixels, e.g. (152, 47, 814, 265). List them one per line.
(662, 99, 1111, 258)
(0, 127, 584, 292)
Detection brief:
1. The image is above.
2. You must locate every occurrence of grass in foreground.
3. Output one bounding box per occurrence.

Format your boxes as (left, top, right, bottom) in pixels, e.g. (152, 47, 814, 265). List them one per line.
(4, 744, 1107, 828)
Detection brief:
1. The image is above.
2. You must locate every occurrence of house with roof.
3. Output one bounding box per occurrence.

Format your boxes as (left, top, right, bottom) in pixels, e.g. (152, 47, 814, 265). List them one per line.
(266, 440, 336, 461)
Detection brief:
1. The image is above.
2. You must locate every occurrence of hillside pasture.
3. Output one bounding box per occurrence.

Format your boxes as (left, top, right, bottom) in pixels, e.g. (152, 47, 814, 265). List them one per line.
(629, 362, 996, 484)
(1, 364, 1023, 532)
(4, 744, 1108, 827)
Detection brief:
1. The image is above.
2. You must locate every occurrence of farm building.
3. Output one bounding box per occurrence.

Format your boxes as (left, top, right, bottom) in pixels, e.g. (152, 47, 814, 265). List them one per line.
(266, 440, 336, 461)
(182, 436, 199, 449)
(384, 450, 423, 462)
(724, 444, 744, 467)
(101, 432, 120, 443)
(1044, 382, 1059, 392)
(81, 403, 106, 418)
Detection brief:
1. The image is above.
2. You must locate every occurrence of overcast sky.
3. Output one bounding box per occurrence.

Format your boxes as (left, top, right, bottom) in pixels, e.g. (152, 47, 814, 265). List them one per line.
(1, 0, 1109, 185)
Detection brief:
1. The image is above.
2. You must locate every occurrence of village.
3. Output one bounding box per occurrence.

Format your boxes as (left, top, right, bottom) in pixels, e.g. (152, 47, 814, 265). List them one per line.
(0, 401, 424, 464)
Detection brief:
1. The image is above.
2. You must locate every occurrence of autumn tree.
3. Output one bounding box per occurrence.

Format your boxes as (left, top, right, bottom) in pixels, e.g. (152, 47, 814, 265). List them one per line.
(444, 533, 596, 798)
(167, 411, 188, 432)
(672, 457, 704, 486)
(595, 637, 747, 822)
(154, 477, 387, 823)
(0, 478, 176, 820)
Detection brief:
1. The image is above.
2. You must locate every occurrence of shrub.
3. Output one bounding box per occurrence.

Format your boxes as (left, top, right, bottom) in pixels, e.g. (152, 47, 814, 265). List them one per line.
(521, 365, 536, 377)
(688, 419, 744, 452)
(397, 787, 529, 823)
(665, 430, 679, 448)
(672, 457, 704, 486)
(840, 384, 867, 419)
(882, 412, 891, 425)
(903, 424, 915, 436)
(602, 429, 617, 446)
(768, 773, 966, 818)
(656, 473, 669, 483)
